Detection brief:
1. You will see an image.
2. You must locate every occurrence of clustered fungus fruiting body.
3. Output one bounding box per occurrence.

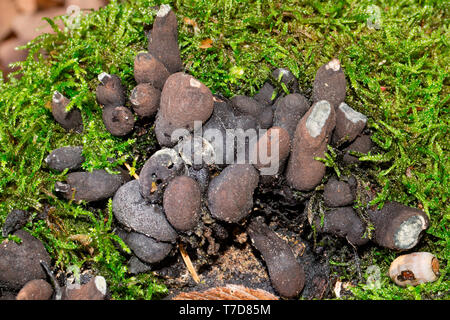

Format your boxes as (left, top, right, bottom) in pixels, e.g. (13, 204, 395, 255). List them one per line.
(231, 95, 273, 129)
(247, 219, 305, 298)
(312, 58, 347, 108)
(253, 82, 276, 105)
(332, 102, 367, 146)
(389, 252, 440, 287)
(286, 100, 336, 191)
(96, 73, 126, 108)
(207, 164, 259, 223)
(130, 83, 161, 118)
(0, 230, 51, 291)
(62, 276, 107, 300)
(44, 146, 84, 172)
(323, 177, 355, 207)
(314, 207, 369, 246)
(55, 169, 128, 203)
(368, 201, 429, 251)
(113, 179, 178, 243)
(116, 228, 173, 264)
(15, 279, 54, 300)
(21, 4, 436, 300)
(342, 134, 373, 164)
(2, 209, 30, 237)
(148, 4, 182, 74)
(155, 72, 214, 147)
(271, 68, 299, 93)
(252, 126, 291, 172)
(133, 52, 170, 89)
(273, 93, 310, 139)
(139, 148, 187, 203)
(96, 73, 136, 137)
(163, 176, 201, 232)
(51, 91, 83, 133)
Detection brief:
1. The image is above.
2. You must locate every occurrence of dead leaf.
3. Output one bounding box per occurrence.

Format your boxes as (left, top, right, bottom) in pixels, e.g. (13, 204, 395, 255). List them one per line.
(150, 181, 158, 193)
(183, 17, 199, 33)
(45, 100, 52, 110)
(199, 38, 213, 49)
(183, 17, 198, 28)
(172, 284, 279, 300)
(69, 234, 92, 247)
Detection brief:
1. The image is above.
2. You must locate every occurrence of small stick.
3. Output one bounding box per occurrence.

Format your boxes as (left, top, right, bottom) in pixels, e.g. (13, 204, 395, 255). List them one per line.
(179, 242, 200, 283)
(124, 162, 139, 180)
(40, 260, 62, 300)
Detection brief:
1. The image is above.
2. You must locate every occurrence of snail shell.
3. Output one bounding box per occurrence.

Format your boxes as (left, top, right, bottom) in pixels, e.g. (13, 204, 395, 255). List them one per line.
(389, 252, 439, 287)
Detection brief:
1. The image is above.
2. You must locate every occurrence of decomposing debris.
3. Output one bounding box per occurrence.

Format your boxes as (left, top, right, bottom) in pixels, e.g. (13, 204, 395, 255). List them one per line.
(389, 252, 439, 287)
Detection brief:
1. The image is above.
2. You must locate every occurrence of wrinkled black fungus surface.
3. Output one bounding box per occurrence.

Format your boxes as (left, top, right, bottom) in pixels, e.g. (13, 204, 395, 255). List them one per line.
(0, 230, 51, 290)
(117, 229, 173, 264)
(51, 91, 83, 133)
(113, 180, 178, 242)
(323, 178, 355, 207)
(45, 146, 84, 172)
(247, 220, 305, 298)
(2, 209, 30, 237)
(56, 169, 126, 202)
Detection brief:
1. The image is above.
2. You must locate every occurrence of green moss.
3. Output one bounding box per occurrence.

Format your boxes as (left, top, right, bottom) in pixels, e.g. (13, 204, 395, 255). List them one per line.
(0, 0, 448, 299)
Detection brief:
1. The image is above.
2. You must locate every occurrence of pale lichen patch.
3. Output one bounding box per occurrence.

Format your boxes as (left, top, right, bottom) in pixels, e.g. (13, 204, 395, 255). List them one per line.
(306, 100, 331, 138)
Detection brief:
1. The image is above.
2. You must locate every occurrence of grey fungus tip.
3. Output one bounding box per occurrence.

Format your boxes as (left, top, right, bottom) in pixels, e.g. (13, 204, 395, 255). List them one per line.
(52, 91, 63, 103)
(326, 58, 341, 71)
(98, 72, 111, 85)
(157, 4, 172, 17)
(305, 100, 331, 138)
